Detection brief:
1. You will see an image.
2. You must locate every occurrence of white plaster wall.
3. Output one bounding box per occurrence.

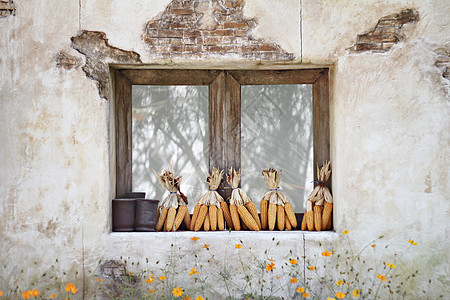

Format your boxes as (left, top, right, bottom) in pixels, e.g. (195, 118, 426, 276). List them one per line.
(0, 0, 448, 298)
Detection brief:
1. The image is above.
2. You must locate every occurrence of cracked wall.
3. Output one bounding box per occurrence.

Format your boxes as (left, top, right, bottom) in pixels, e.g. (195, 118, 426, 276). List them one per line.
(0, 0, 449, 298)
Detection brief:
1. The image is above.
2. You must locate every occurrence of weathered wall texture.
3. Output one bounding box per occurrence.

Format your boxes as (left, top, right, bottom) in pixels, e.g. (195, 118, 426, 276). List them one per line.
(0, 0, 449, 298)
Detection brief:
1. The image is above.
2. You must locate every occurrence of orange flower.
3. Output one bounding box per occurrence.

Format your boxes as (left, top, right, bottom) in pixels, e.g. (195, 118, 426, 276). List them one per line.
(97, 278, 103, 282)
(377, 274, 387, 281)
(0, 291, 3, 297)
(336, 291, 346, 299)
(189, 268, 199, 276)
(296, 287, 305, 294)
(342, 230, 349, 234)
(65, 283, 78, 294)
(195, 297, 204, 300)
(159, 275, 166, 281)
(21, 291, 31, 299)
(371, 244, 376, 247)
(50, 294, 57, 299)
(266, 262, 276, 272)
(289, 277, 298, 283)
(191, 237, 200, 241)
(235, 244, 242, 249)
(302, 292, 310, 298)
(149, 289, 155, 293)
(408, 239, 417, 246)
(172, 286, 184, 297)
(336, 279, 344, 286)
(182, 296, 192, 300)
(289, 258, 298, 265)
(322, 250, 331, 257)
(268, 258, 275, 262)
(275, 276, 280, 279)
(308, 266, 315, 270)
(202, 244, 210, 248)
(30, 289, 39, 297)
(146, 274, 155, 284)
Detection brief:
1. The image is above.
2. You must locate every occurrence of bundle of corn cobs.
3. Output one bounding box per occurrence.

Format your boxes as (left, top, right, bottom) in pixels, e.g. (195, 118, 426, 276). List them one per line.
(191, 168, 233, 231)
(154, 169, 191, 231)
(226, 168, 261, 231)
(302, 161, 332, 231)
(260, 168, 297, 230)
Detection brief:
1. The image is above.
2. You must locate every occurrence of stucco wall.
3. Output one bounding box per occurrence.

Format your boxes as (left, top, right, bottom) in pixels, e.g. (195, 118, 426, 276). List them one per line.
(0, 0, 448, 298)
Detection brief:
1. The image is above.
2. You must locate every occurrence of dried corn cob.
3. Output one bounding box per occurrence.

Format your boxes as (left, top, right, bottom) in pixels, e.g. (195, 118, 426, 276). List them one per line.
(260, 199, 268, 230)
(230, 204, 241, 231)
(238, 205, 259, 231)
(209, 205, 217, 231)
(285, 216, 292, 230)
(284, 202, 297, 228)
(165, 207, 177, 231)
(241, 219, 248, 230)
(194, 205, 208, 231)
(217, 207, 225, 230)
(221, 201, 233, 230)
(268, 203, 277, 231)
(190, 203, 201, 230)
(322, 202, 333, 230)
(156, 207, 168, 231)
(174, 205, 188, 231)
(183, 208, 191, 230)
(326, 213, 332, 230)
(277, 205, 285, 231)
(203, 212, 210, 231)
(246, 201, 261, 230)
(313, 203, 323, 231)
(301, 213, 307, 230)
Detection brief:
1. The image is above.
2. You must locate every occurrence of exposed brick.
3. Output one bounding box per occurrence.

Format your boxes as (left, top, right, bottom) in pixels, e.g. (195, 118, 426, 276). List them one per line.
(183, 29, 202, 38)
(171, 8, 194, 15)
(0, 0, 15, 18)
(169, 45, 183, 52)
(355, 43, 383, 51)
(260, 44, 280, 52)
(353, 8, 418, 53)
(202, 37, 223, 45)
(170, 38, 184, 45)
(223, 22, 248, 29)
(183, 45, 202, 52)
(55, 51, 80, 70)
(158, 29, 184, 38)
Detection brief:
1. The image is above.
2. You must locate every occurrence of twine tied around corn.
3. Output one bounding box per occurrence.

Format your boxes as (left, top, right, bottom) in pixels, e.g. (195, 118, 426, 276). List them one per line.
(153, 169, 187, 210)
(226, 168, 252, 206)
(262, 168, 288, 207)
(306, 161, 332, 210)
(197, 168, 224, 208)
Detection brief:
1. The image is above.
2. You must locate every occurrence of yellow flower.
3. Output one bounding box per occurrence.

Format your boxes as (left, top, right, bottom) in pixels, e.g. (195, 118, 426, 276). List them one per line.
(289, 258, 298, 265)
(289, 277, 298, 283)
(50, 294, 57, 298)
(266, 262, 276, 272)
(371, 244, 376, 248)
(352, 289, 360, 298)
(189, 268, 199, 276)
(149, 289, 155, 293)
(327, 298, 336, 300)
(386, 263, 396, 268)
(146, 275, 155, 284)
(65, 283, 78, 294)
(191, 237, 200, 241)
(302, 292, 310, 298)
(235, 244, 242, 249)
(342, 230, 349, 234)
(159, 275, 166, 281)
(336, 279, 344, 286)
(296, 287, 305, 294)
(202, 244, 210, 248)
(377, 274, 387, 281)
(336, 291, 346, 299)
(408, 239, 417, 246)
(322, 250, 331, 257)
(97, 278, 103, 282)
(172, 286, 184, 297)
(308, 266, 315, 270)
(195, 297, 204, 300)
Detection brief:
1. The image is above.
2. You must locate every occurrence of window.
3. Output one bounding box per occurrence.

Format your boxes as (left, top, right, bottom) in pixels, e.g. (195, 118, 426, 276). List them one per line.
(114, 68, 330, 216)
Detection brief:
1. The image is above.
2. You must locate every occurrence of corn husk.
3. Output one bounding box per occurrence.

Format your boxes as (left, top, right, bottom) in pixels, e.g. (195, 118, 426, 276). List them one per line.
(153, 168, 189, 231)
(261, 168, 296, 230)
(227, 167, 260, 231)
(305, 161, 332, 231)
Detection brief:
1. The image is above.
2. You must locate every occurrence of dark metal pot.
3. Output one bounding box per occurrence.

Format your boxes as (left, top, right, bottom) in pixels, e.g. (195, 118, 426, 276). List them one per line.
(124, 192, 146, 199)
(112, 199, 136, 232)
(135, 199, 159, 231)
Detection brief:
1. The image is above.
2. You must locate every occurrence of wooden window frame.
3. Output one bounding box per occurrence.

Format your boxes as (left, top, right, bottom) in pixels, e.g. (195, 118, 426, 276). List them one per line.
(113, 68, 330, 203)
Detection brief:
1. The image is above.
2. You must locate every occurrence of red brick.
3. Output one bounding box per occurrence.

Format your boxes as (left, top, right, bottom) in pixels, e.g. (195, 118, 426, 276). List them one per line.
(213, 29, 235, 36)
(223, 22, 249, 29)
(357, 33, 398, 43)
(239, 45, 260, 52)
(202, 37, 223, 45)
(183, 45, 202, 52)
(170, 38, 183, 45)
(157, 29, 184, 38)
(355, 43, 383, 51)
(169, 45, 183, 52)
(183, 30, 202, 37)
(171, 8, 194, 15)
(260, 44, 279, 51)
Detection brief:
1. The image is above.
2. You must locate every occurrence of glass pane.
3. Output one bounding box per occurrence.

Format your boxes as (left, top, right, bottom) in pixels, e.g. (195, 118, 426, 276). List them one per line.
(132, 85, 209, 211)
(241, 85, 313, 212)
